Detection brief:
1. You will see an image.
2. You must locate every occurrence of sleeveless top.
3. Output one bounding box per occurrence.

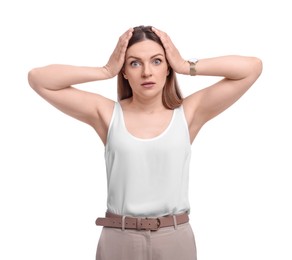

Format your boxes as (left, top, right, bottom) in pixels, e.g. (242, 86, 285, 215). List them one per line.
(104, 102, 192, 217)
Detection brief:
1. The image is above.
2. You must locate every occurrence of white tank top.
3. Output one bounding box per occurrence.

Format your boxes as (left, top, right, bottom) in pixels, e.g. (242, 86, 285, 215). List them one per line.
(104, 102, 191, 217)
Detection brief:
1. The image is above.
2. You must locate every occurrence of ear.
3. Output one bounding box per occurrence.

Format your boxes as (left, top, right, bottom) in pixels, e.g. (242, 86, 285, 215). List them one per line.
(122, 67, 128, 79)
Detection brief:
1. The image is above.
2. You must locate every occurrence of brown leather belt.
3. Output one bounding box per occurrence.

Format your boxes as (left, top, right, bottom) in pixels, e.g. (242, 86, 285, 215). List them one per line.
(95, 212, 189, 231)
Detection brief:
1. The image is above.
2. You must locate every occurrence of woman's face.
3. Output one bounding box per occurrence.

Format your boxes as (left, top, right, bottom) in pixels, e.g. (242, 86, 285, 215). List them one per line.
(123, 40, 169, 100)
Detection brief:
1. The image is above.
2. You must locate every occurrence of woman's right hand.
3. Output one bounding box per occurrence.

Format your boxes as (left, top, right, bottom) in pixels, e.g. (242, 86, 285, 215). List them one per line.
(103, 28, 134, 78)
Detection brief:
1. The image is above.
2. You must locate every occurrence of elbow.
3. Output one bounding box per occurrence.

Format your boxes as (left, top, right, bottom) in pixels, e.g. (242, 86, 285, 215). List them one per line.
(27, 68, 40, 90)
(250, 57, 263, 79)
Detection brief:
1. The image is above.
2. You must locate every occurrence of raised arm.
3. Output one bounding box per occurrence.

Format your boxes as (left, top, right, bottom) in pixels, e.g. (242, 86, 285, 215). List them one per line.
(183, 55, 262, 127)
(152, 28, 262, 142)
(28, 28, 133, 144)
(28, 64, 113, 124)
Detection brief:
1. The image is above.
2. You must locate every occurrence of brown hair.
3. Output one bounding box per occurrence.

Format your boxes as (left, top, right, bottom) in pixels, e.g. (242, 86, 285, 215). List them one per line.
(117, 25, 183, 109)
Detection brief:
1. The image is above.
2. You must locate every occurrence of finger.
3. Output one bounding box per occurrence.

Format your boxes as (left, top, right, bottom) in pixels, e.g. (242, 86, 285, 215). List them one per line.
(120, 28, 134, 42)
(112, 29, 132, 61)
(118, 28, 134, 51)
(151, 27, 163, 35)
(151, 27, 171, 50)
(152, 27, 163, 41)
(152, 27, 168, 39)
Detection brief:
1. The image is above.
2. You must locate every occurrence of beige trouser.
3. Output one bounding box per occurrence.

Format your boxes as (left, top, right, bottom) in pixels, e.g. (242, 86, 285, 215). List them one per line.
(96, 223, 197, 260)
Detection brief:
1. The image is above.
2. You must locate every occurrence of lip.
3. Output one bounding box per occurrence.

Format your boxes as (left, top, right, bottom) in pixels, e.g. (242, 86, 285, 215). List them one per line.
(141, 81, 155, 88)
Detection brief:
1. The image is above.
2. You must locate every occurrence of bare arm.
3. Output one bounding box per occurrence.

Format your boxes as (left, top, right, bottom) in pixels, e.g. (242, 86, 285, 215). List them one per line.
(28, 65, 111, 90)
(28, 65, 116, 145)
(152, 28, 262, 142)
(28, 64, 112, 122)
(28, 28, 133, 144)
(184, 55, 263, 126)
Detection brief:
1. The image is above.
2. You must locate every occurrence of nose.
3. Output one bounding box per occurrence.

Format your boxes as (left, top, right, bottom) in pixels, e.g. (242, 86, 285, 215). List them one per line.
(142, 63, 152, 77)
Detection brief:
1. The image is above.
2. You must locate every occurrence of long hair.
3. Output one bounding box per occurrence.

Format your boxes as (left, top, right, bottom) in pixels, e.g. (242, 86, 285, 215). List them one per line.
(117, 26, 183, 109)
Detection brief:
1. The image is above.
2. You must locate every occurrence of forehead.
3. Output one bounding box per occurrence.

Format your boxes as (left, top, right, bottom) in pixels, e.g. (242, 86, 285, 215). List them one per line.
(126, 40, 165, 58)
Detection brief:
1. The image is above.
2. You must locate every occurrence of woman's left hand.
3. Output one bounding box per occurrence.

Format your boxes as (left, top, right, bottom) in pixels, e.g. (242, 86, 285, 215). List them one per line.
(152, 27, 189, 75)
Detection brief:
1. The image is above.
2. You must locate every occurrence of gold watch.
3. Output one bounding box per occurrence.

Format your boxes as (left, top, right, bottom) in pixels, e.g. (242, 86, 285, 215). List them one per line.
(187, 58, 199, 76)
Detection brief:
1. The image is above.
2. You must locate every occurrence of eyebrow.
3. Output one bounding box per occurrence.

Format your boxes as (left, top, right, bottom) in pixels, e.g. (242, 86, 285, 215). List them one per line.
(126, 53, 164, 60)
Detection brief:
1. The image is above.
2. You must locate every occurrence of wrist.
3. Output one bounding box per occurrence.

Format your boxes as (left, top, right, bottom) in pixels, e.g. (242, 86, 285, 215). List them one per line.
(99, 65, 115, 79)
(187, 58, 199, 76)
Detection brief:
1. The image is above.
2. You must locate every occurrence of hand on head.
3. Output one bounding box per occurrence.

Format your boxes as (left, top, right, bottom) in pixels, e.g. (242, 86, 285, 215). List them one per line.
(151, 27, 188, 74)
(105, 26, 188, 79)
(104, 28, 134, 78)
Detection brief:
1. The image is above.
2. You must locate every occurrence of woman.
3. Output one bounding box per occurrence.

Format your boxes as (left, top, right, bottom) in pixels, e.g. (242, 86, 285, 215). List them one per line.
(28, 26, 262, 260)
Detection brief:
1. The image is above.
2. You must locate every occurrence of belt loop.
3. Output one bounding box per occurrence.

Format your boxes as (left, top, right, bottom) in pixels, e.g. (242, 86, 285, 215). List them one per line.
(122, 216, 126, 231)
(137, 218, 142, 231)
(173, 215, 178, 230)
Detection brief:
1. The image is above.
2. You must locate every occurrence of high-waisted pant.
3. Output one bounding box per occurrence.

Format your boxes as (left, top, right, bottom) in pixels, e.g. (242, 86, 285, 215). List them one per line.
(96, 222, 197, 260)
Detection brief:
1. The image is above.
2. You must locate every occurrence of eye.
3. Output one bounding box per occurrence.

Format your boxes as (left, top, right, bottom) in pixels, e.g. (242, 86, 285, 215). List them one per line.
(130, 60, 141, 67)
(152, 58, 162, 65)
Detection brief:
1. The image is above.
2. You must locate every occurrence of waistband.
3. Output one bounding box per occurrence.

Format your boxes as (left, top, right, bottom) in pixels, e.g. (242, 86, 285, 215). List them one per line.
(95, 212, 189, 231)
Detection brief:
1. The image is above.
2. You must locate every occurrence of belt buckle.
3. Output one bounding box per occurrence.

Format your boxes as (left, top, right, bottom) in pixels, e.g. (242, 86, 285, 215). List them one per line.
(144, 217, 161, 231)
(154, 217, 161, 231)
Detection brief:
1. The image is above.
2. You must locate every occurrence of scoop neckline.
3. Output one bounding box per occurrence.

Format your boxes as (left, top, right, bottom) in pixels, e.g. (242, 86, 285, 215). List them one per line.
(117, 102, 176, 142)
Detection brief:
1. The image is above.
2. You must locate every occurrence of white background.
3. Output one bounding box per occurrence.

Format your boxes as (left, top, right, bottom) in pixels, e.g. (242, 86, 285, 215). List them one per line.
(1, 0, 291, 259)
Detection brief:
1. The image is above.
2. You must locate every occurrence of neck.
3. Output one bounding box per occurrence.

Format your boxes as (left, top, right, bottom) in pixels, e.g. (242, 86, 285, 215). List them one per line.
(129, 95, 166, 113)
